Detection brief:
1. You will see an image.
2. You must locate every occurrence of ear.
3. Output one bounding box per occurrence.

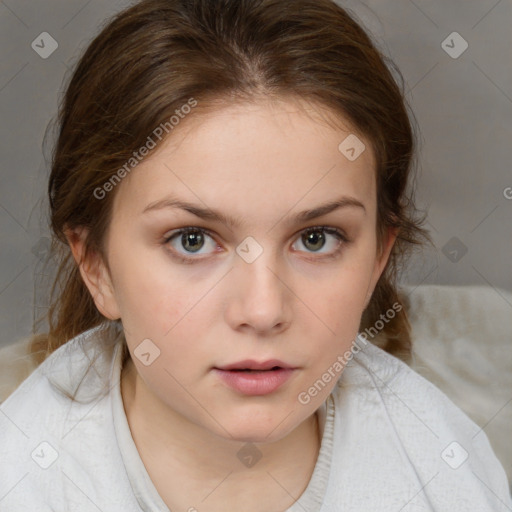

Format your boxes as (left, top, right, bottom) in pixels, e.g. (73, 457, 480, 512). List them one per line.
(65, 226, 121, 320)
(364, 226, 399, 309)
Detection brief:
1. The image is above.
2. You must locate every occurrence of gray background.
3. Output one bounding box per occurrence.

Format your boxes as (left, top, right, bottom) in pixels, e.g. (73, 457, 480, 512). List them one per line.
(0, 0, 511, 347)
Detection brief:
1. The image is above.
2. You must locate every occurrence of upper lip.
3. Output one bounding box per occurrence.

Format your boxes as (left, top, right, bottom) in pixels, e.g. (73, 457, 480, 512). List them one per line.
(215, 359, 294, 371)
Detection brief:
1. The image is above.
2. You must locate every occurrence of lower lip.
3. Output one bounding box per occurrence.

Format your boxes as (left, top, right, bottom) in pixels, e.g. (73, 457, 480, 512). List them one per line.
(213, 368, 295, 395)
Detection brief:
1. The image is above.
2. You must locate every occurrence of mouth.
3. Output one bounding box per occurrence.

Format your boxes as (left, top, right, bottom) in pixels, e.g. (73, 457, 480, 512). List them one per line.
(212, 360, 296, 395)
(228, 367, 281, 373)
(215, 359, 295, 372)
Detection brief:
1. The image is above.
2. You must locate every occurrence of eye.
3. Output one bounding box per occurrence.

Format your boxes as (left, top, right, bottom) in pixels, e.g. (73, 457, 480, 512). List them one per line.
(163, 225, 349, 264)
(291, 226, 348, 258)
(164, 227, 218, 262)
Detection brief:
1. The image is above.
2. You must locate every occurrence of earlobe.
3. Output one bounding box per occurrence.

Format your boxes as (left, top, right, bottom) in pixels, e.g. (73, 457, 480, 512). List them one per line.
(65, 226, 121, 320)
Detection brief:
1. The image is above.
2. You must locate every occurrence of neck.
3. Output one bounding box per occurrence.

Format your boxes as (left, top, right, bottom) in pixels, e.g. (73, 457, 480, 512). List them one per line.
(120, 357, 322, 509)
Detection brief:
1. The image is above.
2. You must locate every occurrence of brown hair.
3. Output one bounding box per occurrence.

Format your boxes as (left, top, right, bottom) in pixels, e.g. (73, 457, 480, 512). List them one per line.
(32, 0, 432, 366)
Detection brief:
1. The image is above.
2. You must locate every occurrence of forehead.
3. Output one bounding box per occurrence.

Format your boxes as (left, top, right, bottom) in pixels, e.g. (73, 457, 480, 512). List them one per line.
(112, 98, 377, 223)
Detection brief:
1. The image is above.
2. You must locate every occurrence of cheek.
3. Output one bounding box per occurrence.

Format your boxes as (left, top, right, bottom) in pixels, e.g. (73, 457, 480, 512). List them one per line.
(109, 246, 196, 338)
(314, 288, 365, 355)
(305, 252, 376, 348)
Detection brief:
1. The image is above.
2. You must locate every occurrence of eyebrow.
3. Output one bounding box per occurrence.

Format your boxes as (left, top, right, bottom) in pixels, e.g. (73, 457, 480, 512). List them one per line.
(142, 195, 366, 228)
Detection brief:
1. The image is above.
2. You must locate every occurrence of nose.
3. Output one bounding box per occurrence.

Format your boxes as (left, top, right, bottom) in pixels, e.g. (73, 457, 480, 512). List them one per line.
(225, 244, 291, 336)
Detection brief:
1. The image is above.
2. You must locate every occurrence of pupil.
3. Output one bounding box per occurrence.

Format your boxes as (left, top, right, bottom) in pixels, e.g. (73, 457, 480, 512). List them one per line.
(183, 230, 204, 252)
(304, 230, 325, 251)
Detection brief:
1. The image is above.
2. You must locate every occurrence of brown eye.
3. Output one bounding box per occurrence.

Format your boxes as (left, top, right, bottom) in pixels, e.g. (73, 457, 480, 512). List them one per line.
(180, 229, 205, 253)
(302, 229, 326, 252)
(292, 227, 348, 257)
(164, 227, 218, 260)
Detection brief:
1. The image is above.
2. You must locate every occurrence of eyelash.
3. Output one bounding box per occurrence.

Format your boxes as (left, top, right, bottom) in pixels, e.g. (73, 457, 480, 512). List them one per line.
(163, 226, 350, 264)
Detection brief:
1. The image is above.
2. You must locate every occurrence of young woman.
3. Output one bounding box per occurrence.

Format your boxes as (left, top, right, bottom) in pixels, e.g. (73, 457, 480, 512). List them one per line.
(1, 0, 510, 510)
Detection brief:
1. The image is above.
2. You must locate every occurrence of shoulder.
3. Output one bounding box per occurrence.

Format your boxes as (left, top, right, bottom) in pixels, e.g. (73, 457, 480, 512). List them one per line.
(0, 325, 124, 508)
(1, 324, 119, 409)
(325, 337, 512, 510)
(0, 324, 119, 439)
(0, 337, 39, 403)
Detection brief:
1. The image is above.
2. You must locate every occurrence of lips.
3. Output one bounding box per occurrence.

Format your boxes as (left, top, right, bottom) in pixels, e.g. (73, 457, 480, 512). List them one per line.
(213, 359, 298, 395)
(215, 359, 294, 371)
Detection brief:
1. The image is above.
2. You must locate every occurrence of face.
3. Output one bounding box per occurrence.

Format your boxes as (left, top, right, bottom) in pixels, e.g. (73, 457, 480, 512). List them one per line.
(75, 97, 396, 443)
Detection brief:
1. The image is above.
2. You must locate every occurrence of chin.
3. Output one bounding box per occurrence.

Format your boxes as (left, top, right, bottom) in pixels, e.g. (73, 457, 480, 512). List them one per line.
(223, 428, 287, 445)
(211, 411, 301, 445)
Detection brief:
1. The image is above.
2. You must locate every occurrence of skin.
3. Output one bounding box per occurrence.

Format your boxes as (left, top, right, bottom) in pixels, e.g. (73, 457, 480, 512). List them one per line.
(68, 97, 397, 511)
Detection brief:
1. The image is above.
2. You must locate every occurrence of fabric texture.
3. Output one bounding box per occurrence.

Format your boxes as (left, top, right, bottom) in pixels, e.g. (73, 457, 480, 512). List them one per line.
(0, 324, 511, 511)
(404, 284, 512, 485)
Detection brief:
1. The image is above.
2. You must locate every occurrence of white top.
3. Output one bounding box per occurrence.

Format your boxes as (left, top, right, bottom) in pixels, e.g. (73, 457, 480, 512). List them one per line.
(0, 325, 510, 511)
